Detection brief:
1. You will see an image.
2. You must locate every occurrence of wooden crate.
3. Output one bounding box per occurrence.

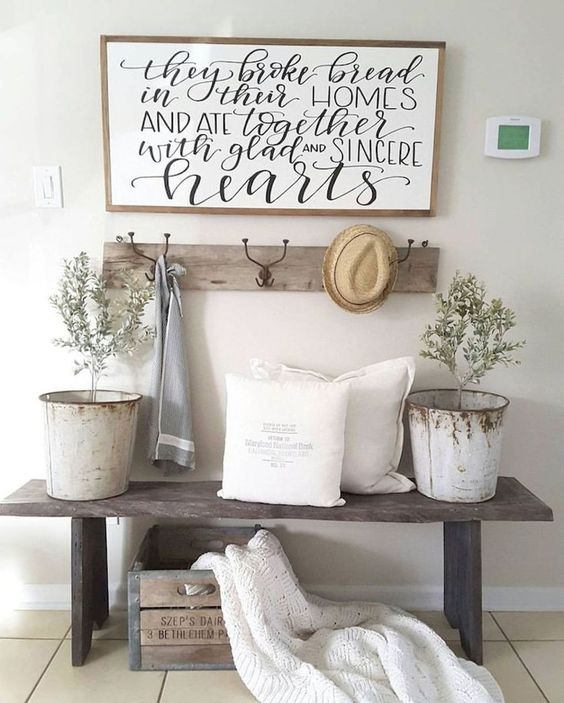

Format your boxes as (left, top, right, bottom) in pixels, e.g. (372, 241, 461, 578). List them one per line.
(128, 524, 257, 671)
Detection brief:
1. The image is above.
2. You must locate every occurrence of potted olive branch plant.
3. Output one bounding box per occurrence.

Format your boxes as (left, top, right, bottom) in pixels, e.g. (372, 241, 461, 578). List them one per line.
(40, 252, 154, 501)
(406, 272, 525, 503)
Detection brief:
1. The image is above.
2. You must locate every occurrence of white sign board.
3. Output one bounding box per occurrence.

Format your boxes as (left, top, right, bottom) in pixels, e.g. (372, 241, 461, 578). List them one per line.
(101, 37, 445, 216)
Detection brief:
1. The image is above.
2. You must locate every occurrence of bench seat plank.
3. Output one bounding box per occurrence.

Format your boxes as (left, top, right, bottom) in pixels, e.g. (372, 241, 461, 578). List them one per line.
(0, 478, 553, 522)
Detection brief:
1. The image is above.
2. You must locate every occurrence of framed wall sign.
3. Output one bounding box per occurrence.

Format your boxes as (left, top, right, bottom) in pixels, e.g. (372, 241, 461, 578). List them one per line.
(101, 36, 445, 216)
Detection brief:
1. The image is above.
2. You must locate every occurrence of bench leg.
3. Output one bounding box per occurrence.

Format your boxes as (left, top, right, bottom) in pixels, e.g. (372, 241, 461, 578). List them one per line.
(444, 522, 460, 629)
(92, 519, 109, 630)
(443, 521, 483, 664)
(71, 518, 109, 666)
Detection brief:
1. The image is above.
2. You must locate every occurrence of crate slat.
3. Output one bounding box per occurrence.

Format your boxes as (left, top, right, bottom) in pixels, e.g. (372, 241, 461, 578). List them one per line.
(140, 608, 228, 646)
(139, 571, 221, 608)
(141, 644, 234, 670)
(157, 526, 257, 565)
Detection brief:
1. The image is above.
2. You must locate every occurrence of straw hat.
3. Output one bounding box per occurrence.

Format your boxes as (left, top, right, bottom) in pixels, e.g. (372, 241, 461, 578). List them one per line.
(322, 225, 398, 314)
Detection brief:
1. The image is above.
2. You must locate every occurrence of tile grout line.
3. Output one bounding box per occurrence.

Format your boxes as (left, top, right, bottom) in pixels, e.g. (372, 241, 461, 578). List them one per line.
(24, 632, 69, 703)
(487, 611, 511, 643)
(496, 638, 564, 642)
(489, 613, 550, 703)
(0, 636, 65, 641)
(156, 671, 168, 703)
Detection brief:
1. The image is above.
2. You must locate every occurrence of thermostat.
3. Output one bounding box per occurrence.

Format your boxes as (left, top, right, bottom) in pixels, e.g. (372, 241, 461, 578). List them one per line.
(485, 116, 541, 159)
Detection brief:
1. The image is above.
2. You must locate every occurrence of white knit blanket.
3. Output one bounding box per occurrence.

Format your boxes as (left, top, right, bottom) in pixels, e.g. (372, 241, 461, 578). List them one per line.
(192, 530, 504, 703)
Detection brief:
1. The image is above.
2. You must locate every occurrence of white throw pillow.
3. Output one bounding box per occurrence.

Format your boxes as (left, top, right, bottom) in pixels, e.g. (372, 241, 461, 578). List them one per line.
(219, 374, 348, 507)
(250, 357, 415, 495)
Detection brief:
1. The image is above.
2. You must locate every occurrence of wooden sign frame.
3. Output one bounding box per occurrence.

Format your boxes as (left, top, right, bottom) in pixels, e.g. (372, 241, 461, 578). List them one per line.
(101, 36, 445, 217)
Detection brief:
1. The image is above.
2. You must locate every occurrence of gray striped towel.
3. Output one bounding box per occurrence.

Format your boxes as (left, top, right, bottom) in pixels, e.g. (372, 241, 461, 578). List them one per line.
(147, 256, 195, 473)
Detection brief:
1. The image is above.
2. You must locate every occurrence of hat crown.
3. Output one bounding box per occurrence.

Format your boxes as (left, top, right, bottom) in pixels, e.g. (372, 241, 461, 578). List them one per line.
(336, 237, 390, 304)
(322, 225, 398, 314)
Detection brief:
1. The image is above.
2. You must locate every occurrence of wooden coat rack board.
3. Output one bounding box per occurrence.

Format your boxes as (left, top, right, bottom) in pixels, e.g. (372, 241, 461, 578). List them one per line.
(102, 241, 439, 293)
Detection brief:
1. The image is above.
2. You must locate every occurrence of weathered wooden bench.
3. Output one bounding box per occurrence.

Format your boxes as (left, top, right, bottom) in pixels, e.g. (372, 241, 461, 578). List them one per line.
(0, 478, 553, 667)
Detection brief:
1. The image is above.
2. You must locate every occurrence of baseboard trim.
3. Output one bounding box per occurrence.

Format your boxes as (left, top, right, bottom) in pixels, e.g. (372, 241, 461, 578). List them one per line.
(13, 583, 564, 612)
(306, 585, 564, 611)
(15, 584, 127, 611)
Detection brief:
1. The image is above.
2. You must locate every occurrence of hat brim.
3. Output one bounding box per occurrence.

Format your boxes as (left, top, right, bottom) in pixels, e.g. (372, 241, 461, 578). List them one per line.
(322, 225, 398, 314)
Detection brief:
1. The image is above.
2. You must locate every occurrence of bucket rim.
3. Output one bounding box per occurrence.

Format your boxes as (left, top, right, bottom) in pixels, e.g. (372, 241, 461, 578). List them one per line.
(406, 388, 509, 413)
(39, 390, 142, 405)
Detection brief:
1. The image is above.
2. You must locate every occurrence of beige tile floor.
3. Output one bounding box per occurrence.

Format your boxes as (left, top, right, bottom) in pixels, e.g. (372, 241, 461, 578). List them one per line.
(0, 609, 562, 702)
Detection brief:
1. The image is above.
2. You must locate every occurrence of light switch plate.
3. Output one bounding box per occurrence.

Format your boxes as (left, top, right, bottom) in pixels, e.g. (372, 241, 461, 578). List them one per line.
(33, 166, 63, 208)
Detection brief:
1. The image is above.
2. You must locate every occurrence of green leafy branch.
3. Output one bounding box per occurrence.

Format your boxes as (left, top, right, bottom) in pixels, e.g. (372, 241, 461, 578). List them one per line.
(50, 252, 154, 400)
(420, 272, 525, 407)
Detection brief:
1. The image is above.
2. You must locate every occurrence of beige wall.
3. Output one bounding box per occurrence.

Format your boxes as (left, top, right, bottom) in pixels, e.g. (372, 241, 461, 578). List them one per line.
(1, 0, 563, 609)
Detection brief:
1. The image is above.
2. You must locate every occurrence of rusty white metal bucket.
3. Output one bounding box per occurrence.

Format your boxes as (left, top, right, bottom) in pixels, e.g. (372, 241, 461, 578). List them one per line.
(406, 389, 509, 503)
(39, 390, 141, 501)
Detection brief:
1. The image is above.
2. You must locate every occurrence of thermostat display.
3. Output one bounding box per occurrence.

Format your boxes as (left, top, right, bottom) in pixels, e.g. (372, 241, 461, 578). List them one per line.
(485, 116, 541, 159)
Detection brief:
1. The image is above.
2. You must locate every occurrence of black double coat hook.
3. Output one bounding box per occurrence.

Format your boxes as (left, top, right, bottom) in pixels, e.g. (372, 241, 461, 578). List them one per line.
(242, 238, 290, 288)
(116, 231, 171, 281)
